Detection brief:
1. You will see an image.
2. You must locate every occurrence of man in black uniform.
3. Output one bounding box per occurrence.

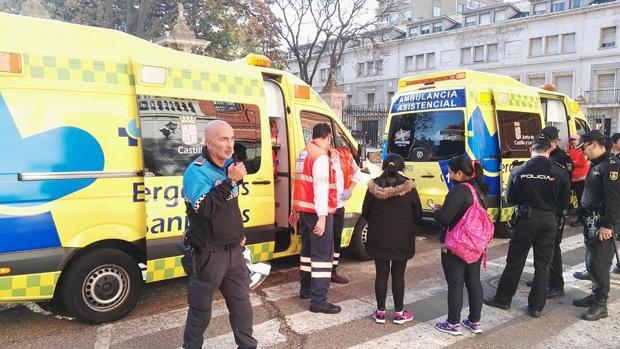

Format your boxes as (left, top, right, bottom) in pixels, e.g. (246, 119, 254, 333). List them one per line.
(572, 130, 620, 321)
(485, 133, 571, 317)
(181, 120, 257, 349)
(541, 126, 574, 297)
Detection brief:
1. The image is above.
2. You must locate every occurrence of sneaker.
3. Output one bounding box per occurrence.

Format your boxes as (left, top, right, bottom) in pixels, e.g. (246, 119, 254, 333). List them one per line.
(435, 321, 462, 336)
(373, 310, 386, 324)
(393, 310, 414, 324)
(462, 319, 483, 334)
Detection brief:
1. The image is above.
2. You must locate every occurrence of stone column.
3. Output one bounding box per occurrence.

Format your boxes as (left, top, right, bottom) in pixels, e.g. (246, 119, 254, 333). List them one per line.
(320, 79, 347, 121)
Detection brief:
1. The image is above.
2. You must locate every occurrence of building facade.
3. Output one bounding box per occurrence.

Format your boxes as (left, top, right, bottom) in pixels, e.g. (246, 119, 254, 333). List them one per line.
(290, 0, 620, 137)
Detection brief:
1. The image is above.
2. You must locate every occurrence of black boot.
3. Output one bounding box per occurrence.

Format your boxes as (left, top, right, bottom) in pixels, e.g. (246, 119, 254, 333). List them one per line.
(573, 295, 594, 308)
(581, 299, 608, 321)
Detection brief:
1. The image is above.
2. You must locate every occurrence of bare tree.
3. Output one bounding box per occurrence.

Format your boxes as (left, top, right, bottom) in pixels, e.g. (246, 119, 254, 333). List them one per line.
(273, 0, 397, 87)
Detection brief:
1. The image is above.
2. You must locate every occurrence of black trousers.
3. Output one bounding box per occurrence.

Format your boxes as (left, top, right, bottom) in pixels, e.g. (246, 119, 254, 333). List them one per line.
(441, 251, 483, 324)
(494, 211, 557, 311)
(374, 259, 407, 311)
(585, 235, 615, 303)
(183, 245, 257, 349)
(333, 207, 345, 272)
(548, 215, 565, 290)
(572, 180, 585, 204)
(299, 212, 334, 307)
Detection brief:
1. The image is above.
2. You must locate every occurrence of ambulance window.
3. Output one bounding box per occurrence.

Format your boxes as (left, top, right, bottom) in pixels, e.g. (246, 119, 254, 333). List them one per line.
(139, 97, 262, 176)
(333, 123, 355, 154)
(496, 111, 542, 158)
(388, 111, 465, 162)
(300, 111, 332, 144)
(575, 119, 589, 136)
(542, 98, 569, 149)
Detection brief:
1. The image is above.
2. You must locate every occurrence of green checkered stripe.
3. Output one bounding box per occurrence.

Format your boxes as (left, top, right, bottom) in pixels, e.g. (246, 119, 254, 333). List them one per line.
(22, 54, 135, 85)
(488, 207, 514, 222)
(167, 67, 264, 97)
(506, 94, 540, 109)
(146, 256, 186, 283)
(0, 271, 60, 300)
(247, 242, 274, 263)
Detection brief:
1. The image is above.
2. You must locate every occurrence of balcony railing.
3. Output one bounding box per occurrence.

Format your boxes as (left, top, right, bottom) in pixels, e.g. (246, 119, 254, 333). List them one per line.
(584, 89, 620, 105)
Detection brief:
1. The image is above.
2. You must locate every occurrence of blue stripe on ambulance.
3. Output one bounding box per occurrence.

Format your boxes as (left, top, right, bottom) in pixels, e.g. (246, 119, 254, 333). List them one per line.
(0, 94, 105, 206)
(0, 212, 60, 253)
(467, 106, 500, 196)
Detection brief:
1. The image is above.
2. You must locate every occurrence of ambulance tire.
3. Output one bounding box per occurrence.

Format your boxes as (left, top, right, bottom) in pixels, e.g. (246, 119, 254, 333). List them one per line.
(494, 221, 513, 239)
(351, 217, 372, 261)
(60, 249, 143, 324)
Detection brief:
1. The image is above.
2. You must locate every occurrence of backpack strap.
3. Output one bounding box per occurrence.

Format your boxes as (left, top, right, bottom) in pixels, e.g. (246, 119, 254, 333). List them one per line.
(462, 182, 481, 208)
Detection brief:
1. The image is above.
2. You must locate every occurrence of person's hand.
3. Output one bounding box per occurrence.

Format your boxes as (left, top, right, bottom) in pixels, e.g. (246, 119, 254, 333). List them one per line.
(289, 211, 300, 227)
(340, 189, 353, 202)
(227, 162, 247, 182)
(240, 236, 246, 246)
(313, 216, 326, 236)
(599, 227, 614, 241)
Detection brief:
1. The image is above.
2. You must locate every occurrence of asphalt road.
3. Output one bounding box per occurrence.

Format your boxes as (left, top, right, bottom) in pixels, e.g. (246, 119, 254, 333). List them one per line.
(1, 224, 620, 349)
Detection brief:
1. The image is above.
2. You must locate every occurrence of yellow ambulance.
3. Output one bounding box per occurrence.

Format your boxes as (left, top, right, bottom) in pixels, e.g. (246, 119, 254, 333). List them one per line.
(0, 13, 372, 323)
(384, 70, 590, 236)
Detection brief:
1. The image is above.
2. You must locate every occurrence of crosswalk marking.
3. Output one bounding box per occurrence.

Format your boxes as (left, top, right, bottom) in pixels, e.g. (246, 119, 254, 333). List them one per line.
(83, 231, 602, 348)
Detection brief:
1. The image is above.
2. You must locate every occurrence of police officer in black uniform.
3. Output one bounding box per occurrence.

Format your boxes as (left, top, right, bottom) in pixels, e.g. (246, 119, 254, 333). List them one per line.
(541, 126, 574, 298)
(572, 130, 620, 321)
(181, 120, 257, 349)
(484, 132, 571, 318)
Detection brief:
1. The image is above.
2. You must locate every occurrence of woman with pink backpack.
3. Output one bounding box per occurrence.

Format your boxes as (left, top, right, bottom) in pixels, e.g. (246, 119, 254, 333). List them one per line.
(433, 155, 492, 336)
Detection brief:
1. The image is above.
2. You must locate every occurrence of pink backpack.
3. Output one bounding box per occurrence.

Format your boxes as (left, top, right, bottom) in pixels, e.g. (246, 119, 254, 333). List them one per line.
(444, 183, 494, 265)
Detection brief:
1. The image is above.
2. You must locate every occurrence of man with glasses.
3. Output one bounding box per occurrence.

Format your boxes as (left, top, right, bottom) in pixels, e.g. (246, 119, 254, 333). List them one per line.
(572, 130, 620, 321)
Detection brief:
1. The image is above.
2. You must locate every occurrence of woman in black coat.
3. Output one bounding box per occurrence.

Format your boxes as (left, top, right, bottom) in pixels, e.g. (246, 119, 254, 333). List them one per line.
(362, 153, 422, 325)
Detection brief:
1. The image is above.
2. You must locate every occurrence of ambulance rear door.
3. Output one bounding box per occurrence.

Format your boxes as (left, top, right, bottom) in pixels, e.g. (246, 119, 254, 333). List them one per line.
(492, 88, 545, 222)
(132, 60, 275, 281)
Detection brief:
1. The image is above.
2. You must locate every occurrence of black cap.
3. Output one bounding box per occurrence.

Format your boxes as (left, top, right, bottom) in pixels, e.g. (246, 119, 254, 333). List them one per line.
(532, 133, 552, 148)
(576, 130, 606, 148)
(540, 126, 560, 140)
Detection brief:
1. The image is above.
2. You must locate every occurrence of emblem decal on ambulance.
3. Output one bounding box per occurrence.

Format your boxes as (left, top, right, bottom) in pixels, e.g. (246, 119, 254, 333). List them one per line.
(118, 119, 140, 146)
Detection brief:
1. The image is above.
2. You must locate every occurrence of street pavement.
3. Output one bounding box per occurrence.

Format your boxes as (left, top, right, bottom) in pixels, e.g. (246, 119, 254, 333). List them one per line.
(1, 224, 620, 349)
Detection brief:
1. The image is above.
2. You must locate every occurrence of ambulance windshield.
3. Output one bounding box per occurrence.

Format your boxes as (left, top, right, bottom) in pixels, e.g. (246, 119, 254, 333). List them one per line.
(388, 111, 465, 162)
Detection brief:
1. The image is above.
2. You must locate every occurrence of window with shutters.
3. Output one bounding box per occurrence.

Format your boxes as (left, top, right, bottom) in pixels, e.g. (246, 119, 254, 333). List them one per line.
(546, 35, 559, 54)
(551, 0, 565, 12)
(465, 16, 476, 27)
(530, 37, 543, 56)
(601, 27, 617, 48)
(409, 27, 419, 37)
(554, 74, 573, 96)
(415, 54, 425, 70)
(433, 23, 442, 33)
(528, 75, 546, 87)
(421, 25, 431, 35)
(461, 47, 472, 64)
(473, 46, 484, 62)
(487, 44, 498, 61)
(433, 6, 441, 17)
(367, 93, 375, 107)
(597, 73, 616, 90)
(570, 0, 582, 8)
(427, 53, 436, 68)
(494, 10, 506, 21)
(562, 33, 576, 52)
(405, 56, 414, 71)
(480, 13, 491, 25)
(533, 3, 546, 15)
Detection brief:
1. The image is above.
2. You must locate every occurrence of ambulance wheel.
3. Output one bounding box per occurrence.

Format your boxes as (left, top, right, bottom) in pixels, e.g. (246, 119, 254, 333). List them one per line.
(351, 217, 372, 261)
(60, 249, 143, 324)
(494, 221, 513, 239)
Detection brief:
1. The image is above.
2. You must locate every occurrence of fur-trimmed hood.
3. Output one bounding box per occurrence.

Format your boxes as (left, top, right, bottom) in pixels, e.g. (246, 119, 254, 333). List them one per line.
(367, 179, 416, 199)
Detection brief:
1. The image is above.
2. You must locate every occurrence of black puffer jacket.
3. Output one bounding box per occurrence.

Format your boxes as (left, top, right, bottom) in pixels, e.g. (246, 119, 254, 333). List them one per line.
(361, 179, 422, 261)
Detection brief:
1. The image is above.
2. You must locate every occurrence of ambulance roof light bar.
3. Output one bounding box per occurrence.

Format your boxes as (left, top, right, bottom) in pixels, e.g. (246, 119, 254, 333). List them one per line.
(399, 72, 466, 88)
(0, 52, 22, 74)
(540, 83, 557, 92)
(243, 54, 272, 68)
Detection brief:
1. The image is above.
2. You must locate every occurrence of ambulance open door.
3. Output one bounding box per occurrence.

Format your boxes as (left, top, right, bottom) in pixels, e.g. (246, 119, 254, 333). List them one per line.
(492, 88, 545, 223)
(131, 60, 275, 282)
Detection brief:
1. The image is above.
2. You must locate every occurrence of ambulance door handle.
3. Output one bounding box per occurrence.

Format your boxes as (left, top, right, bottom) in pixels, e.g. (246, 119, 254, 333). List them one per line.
(421, 174, 435, 178)
(251, 180, 271, 185)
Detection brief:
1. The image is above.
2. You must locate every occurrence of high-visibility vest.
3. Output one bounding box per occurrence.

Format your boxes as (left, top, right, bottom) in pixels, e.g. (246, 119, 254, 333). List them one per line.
(336, 147, 357, 190)
(292, 140, 337, 214)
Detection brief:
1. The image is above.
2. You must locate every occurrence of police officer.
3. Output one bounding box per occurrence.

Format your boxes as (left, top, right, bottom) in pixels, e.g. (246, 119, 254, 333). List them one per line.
(291, 123, 341, 314)
(541, 126, 574, 298)
(484, 132, 571, 318)
(181, 120, 257, 349)
(572, 130, 620, 321)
